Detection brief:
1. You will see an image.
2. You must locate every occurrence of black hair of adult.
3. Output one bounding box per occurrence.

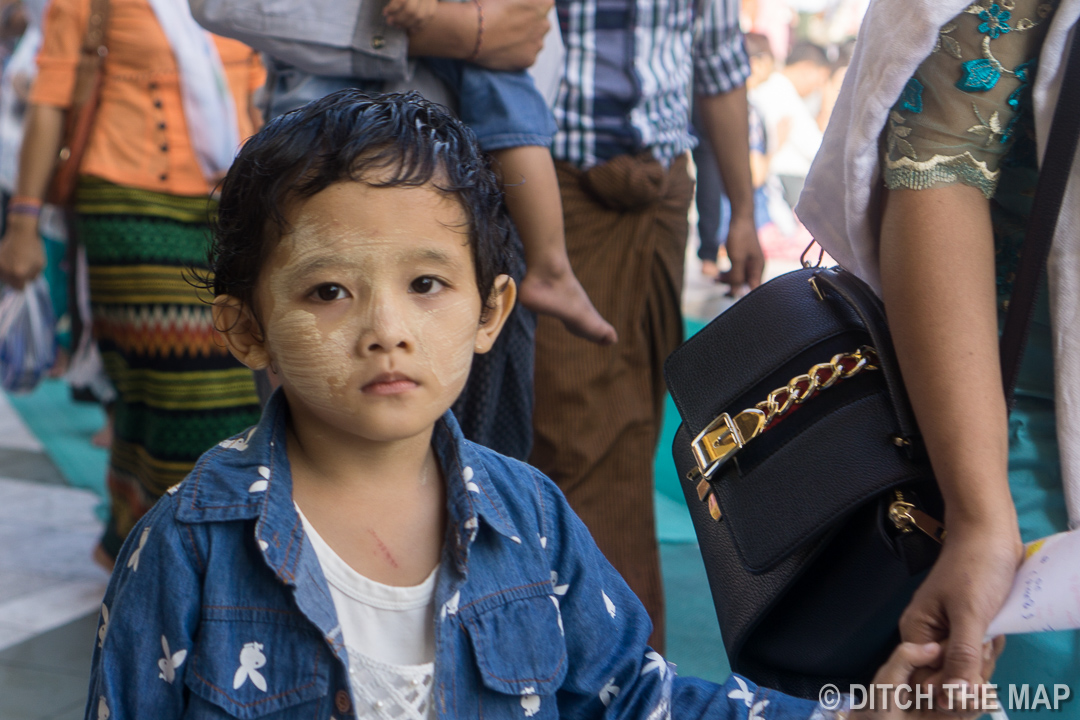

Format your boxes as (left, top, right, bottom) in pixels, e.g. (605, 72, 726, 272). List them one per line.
(786, 41, 829, 68)
(744, 32, 773, 60)
(203, 89, 514, 320)
(834, 38, 856, 71)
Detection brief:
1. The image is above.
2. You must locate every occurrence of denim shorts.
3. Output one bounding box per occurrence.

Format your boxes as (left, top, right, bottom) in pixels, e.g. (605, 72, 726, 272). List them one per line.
(424, 58, 556, 151)
(264, 58, 556, 153)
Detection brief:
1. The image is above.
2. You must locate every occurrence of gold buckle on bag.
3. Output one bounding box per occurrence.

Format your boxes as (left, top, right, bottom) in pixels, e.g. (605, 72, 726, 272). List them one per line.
(687, 347, 879, 521)
(690, 409, 767, 480)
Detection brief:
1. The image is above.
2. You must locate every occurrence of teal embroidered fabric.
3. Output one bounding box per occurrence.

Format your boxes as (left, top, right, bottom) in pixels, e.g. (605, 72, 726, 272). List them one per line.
(881, 0, 1057, 304)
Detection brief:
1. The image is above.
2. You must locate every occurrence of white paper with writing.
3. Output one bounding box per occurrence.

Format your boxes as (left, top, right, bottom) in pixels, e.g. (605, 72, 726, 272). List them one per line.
(985, 529, 1080, 638)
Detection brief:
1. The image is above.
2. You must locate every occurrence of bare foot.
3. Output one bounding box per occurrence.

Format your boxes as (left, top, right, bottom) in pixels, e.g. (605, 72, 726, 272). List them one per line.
(47, 348, 69, 378)
(92, 543, 115, 573)
(701, 260, 720, 279)
(92, 413, 114, 449)
(520, 269, 617, 345)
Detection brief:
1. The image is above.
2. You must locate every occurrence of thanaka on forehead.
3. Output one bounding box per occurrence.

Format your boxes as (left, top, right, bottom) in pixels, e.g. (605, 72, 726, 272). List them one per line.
(276, 246, 466, 282)
(205, 90, 512, 312)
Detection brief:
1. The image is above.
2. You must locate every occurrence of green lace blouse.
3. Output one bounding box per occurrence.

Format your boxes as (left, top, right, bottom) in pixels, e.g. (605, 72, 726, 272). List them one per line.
(881, 0, 1058, 398)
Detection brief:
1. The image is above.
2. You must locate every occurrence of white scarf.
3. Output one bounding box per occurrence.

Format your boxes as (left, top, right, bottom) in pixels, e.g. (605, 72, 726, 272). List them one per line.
(796, 0, 1080, 528)
(146, 0, 239, 183)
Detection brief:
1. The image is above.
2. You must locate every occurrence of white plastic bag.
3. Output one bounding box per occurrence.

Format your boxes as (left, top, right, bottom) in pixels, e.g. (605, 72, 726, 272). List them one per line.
(0, 275, 57, 392)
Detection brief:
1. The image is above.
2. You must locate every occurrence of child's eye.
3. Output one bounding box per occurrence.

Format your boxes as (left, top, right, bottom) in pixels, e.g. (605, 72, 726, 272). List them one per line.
(313, 284, 347, 301)
(409, 276, 445, 294)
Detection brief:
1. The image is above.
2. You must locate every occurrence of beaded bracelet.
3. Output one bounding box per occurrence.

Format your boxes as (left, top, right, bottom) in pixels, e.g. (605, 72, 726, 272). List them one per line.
(467, 0, 485, 62)
(8, 195, 42, 219)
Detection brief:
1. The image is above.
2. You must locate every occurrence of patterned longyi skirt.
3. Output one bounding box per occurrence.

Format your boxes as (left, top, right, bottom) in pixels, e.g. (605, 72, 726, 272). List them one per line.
(75, 177, 262, 558)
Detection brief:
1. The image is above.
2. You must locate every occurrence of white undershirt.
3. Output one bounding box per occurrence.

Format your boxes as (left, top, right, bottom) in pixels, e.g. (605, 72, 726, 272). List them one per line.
(297, 506, 437, 720)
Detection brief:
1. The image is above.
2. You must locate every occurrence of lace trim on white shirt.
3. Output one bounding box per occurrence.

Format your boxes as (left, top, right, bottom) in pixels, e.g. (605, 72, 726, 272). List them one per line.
(346, 648, 435, 720)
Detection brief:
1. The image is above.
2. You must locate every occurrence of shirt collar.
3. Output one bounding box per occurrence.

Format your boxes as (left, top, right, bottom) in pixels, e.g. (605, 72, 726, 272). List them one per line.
(431, 407, 519, 558)
(175, 389, 521, 580)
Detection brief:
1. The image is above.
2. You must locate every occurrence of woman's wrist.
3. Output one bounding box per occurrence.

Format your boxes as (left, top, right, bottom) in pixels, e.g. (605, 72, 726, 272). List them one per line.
(8, 195, 42, 219)
(467, 0, 484, 62)
(4, 207, 40, 236)
(408, 2, 475, 59)
(943, 497, 1020, 541)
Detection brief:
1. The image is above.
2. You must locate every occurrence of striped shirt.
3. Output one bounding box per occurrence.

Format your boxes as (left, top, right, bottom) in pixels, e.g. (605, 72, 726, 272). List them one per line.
(552, 0, 749, 169)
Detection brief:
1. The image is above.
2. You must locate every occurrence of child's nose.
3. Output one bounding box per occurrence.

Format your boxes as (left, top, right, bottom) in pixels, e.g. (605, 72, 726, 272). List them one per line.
(360, 298, 411, 353)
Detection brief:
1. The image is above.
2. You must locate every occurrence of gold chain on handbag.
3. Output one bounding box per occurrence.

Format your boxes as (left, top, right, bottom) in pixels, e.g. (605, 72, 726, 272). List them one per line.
(687, 346, 879, 520)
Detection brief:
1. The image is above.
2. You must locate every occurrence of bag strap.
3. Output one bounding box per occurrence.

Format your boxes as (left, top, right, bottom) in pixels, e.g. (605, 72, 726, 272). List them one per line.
(999, 25, 1080, 407)
(82, 0, 109, 56)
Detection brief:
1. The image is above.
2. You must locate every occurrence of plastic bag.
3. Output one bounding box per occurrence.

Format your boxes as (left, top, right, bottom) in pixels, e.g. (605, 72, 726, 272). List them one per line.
(0, 276, 57, 392)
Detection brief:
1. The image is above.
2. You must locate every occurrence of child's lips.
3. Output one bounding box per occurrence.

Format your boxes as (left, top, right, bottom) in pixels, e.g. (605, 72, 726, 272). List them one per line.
(362, 372, 418, 395)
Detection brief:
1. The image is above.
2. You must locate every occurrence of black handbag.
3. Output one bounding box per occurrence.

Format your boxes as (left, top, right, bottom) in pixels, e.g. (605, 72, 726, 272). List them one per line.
(663, 28, 1080, 700)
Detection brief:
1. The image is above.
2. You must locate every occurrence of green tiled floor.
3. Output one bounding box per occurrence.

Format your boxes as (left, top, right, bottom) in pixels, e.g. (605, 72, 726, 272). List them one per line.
(6, 380, 108, 512)
(0, 614, 97, 720)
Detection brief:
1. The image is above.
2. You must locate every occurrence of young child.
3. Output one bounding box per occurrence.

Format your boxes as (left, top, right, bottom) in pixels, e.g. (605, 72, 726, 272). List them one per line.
(84, 91, 991, 720)
(383, 0, 618, 347)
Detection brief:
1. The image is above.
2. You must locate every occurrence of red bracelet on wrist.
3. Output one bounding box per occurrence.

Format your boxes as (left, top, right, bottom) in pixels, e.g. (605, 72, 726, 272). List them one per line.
(467, 0, 484, 62)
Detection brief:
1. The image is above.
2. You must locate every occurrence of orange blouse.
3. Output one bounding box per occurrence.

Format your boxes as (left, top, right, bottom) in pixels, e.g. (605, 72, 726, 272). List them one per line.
(31, 0, 265, 197)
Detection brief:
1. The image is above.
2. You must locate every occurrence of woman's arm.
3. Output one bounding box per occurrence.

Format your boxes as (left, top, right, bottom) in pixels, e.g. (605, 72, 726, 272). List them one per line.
(880, 184, 1023, 689)
(407, 0, 552, 70)
(0, 102, 65, 289)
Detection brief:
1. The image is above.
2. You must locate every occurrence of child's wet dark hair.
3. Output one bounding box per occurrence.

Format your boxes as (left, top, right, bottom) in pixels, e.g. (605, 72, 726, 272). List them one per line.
(205, 89, 514, 316)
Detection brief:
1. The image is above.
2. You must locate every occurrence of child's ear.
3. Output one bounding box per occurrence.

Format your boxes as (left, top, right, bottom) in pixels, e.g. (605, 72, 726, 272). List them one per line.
(212, 295, 272, 370)
(475, 275, 516, 354)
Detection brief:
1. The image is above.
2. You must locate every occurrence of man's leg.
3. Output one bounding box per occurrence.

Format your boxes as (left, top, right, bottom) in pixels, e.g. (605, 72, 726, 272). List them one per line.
(531, 155, 692, 652)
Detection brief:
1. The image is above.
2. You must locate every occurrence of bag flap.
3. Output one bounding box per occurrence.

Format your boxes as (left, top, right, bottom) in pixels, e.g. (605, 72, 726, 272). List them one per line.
(712, 389, 927, 572)
(665, 268, 858, 432)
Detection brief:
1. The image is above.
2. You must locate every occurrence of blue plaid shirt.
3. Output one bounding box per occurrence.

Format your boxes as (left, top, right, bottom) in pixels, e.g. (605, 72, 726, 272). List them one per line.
(552, 0, 750, 168)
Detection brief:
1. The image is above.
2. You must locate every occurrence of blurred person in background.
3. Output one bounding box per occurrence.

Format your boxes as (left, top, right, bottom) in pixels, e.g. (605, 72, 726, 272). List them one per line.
(0, 0, 265, 570)
(0, 0, 73, 371)
(816, 37, 854, 131)
(751, 40, 829, 207)
(530, 0, 759, 652)
(739, 0, 791, 63)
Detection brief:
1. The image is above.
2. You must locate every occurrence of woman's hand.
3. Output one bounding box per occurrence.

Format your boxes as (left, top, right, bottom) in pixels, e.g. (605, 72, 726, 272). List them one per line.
(851, 639, 1004, 719)
(410, 0, 552, 70)
(0, 214, 45, 289)
(1, 103, 66, 289)
(385, 0, 439, 31)
(899, 520, 1022, 691)
(474, 0, 552, 70)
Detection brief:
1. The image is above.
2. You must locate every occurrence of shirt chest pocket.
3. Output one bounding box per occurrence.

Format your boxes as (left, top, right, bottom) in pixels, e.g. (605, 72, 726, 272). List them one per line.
(460, 587, 568, 718)
(184, 607, 332, 719)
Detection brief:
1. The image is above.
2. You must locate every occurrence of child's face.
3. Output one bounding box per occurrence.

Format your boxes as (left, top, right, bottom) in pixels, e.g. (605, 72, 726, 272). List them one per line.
(221, 180, 513, 446)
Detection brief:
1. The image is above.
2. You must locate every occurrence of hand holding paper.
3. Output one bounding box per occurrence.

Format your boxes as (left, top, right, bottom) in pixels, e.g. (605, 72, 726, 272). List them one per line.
(985, 529, 1080, 638)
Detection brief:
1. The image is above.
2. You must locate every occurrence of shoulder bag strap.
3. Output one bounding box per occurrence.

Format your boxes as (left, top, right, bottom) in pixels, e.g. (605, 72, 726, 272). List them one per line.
(1000, 25, 1080, 406)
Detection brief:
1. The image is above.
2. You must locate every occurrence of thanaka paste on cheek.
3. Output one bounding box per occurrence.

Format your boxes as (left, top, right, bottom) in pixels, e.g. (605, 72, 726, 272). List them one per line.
(261, 225, 361, 410)
(267, 234, 479, 398)
(412, 296, 480, 392)
(256, 181, 485, 443)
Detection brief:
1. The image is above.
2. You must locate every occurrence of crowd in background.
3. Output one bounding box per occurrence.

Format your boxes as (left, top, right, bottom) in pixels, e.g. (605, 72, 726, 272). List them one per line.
(0, 0, 1079, 714)
(0, 0, 868, 638)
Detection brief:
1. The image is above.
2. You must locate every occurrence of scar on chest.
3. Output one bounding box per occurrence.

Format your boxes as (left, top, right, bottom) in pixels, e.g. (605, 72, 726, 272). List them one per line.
(368, 529, 400, 568)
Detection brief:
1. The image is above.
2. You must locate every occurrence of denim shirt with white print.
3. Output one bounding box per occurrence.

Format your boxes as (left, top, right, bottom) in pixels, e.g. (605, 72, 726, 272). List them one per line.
(84, 389, 818, 720)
